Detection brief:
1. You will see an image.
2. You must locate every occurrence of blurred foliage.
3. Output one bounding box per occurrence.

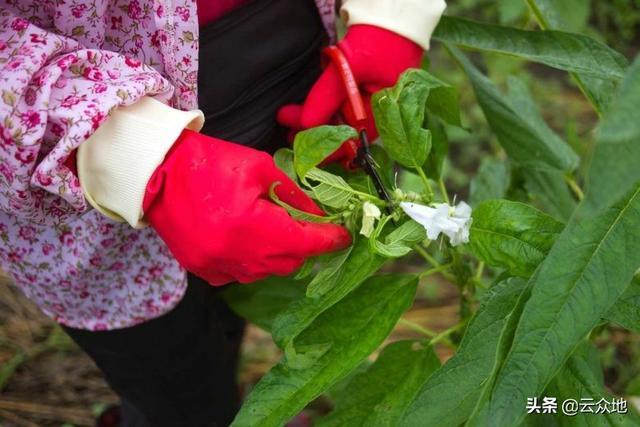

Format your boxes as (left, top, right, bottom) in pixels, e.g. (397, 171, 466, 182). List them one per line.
(447, 0, 640, 56)
(423, 0, 640, 201)
(424, 0, 640, 396)
(2, 2, 640, 425)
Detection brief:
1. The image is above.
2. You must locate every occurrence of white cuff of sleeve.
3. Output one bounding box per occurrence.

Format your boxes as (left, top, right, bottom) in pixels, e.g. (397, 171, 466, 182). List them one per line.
(77, 97, 204, 228)
(340, 0, 446, 50)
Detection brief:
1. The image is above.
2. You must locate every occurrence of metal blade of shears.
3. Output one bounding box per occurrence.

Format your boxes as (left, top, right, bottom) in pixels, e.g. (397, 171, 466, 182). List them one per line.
(355, 130, 393, 211)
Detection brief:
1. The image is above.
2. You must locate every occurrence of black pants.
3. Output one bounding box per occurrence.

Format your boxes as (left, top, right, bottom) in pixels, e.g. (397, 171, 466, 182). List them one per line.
(63, 0, 325, 425)
(63, 276, 245, 427)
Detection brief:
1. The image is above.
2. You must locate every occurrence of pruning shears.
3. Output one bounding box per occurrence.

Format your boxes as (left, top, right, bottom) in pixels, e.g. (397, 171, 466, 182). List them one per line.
(323, 46, 394, 211)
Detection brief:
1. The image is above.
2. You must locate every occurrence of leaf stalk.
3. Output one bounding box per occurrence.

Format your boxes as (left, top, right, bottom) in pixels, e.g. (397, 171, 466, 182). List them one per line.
(398, 318, 438, 339)
(415, 167, 434, 200)
(565, 176, 585, 201)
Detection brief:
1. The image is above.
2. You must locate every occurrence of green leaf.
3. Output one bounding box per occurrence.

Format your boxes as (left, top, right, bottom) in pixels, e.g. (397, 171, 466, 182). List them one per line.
(294, 257, 317, 280)
(470, 158, 511, 206)
(434, 16, 627, 80)
(401, 277, 528, 427)
(544, 340, 640, 426)
(346, 147, 396, 198)
(423, 117, 450, 180)
(497, 0, 527, 24)
(626, 375, 640, 396)
(399, 170, 427, 195)
(503, 76, 578, 220)
(467, 277, 536, 426)
(231, 274, 418, 427)
(522, 168, 577, 222)
(583, 60, 640, 335)
(471, 63, 640, 424)
(318, 340, 440, 427)
(604, 276, 640, 333)
(504, 76, 569, 156)
(272, 237, 386, 349)
(469, 200, 564, 277)
(427, 85, 461, 127)
(221, 277, 307, 332)
(526, 0, 590, 33)
(326, 360, 372, 401)
(306, 246, 354, 298)
(370, 218, 426, 258)
(386, 220, 426, 244)
(372, 69, 439, 169)
(468, 184, 640, 427)
(449, 46, 579, 173)
(584, 57, 640, 216)
(369, 144, 396, 190)
(304, 168, 358, 209)
(269, 183, 341, 223)
(524, 0, 621, 113)
(293, 125, 358, 181)
(578, 76, 620, 115)
(273, 148, 296, 182)
(284, 341, 333, 370)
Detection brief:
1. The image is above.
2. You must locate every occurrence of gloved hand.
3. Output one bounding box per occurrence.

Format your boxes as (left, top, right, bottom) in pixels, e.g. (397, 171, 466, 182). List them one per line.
(277, 24, 423, 164)
(142, 129, 351, 285)
(277, 93, 375, 169)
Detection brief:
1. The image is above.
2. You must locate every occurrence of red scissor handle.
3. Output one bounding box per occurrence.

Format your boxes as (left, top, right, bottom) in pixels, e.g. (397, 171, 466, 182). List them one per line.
(323, 46, 367, 129)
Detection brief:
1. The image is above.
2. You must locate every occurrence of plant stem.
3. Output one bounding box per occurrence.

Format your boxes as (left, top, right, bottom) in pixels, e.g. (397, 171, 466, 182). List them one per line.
(355, 191, 386, 205)
(523, 0, 550, 29)
(414, 167, 434, 200)
(565, 176, 585, 201)
(474, 261, 485, 282)
(420, 263, 453, 280)
(414, 245, 439, 268)
(398, 318, 438, 339)
(438, 178, 450, 204)
(414, 245, 457, 282)
(429, 321, 466, 346)
(472, 261, 488, 290)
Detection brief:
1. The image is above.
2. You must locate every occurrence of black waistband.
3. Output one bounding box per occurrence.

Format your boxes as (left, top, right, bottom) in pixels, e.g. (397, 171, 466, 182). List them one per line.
(197, 0, 326, 151)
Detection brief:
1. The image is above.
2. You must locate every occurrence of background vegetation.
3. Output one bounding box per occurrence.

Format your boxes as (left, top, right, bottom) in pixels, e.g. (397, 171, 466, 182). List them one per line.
(1, 0, 639, 425)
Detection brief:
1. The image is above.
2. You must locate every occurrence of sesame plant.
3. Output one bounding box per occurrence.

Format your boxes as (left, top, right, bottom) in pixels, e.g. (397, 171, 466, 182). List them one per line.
(223, 4, 640, 427)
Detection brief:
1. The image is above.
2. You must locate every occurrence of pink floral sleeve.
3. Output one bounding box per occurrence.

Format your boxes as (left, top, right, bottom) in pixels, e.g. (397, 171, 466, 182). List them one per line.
(0, 7, 174, 224)
(315, 0, 338, 41)
(0, 0, 337, 331)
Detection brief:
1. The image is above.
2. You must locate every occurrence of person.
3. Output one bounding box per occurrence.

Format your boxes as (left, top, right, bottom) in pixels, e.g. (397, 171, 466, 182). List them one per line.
(0, 0, 446, 425)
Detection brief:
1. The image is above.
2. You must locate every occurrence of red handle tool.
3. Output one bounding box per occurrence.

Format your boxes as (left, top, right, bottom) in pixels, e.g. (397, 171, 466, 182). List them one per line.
(322, 46, 393, 207)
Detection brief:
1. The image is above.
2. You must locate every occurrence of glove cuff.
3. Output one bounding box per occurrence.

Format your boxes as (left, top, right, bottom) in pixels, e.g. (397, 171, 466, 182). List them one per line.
(340, 0, 446, 50)
(77, 97, 204, 228)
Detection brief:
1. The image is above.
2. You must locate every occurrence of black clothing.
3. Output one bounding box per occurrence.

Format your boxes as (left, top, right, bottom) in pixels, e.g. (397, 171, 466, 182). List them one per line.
(63, 0, 326, 424)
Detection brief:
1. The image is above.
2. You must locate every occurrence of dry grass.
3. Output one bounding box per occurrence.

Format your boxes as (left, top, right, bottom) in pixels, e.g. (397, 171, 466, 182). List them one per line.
(0, 271, 117, 426)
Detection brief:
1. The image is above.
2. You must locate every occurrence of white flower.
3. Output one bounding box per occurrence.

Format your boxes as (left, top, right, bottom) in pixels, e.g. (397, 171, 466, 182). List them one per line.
(360, 202, 382, 238)
(400, 201, 472, 246)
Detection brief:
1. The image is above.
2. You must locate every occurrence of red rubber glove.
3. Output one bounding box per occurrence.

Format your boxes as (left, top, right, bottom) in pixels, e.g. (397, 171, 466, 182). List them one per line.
(278, 24, 423, 165)
(143, 129, 351, 285)
(277, 94, 375, 168)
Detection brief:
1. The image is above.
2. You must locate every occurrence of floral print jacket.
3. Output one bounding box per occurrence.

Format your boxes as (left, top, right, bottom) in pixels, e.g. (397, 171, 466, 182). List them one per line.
(0, 0, 337, 330)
